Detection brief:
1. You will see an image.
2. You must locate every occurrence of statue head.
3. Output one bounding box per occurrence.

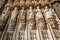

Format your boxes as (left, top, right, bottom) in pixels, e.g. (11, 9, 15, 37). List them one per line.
(37, 6, 40, 9)
(45, 6, 48, 9)
(29, 6, 33, 10)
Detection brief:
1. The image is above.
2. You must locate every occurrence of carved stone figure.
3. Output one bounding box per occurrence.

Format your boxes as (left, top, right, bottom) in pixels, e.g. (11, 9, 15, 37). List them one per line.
(18, 7, 26, 21)
(0, 4, 11, 30)
(6, 7, 18, 40)
(36, 6, 46, 30)
(27, 6, 36, 30)
(44, 6, 56, 29)
(18, 7, 26, 30)
(27, 6, 34, 21)
(10, 7, 18, 21)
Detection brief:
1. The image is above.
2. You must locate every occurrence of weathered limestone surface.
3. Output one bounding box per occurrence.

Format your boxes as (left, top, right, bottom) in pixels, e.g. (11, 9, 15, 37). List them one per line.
(0, 0, 6, 9)
(53, 3, 60, 19)
(0, 0, 60, 40)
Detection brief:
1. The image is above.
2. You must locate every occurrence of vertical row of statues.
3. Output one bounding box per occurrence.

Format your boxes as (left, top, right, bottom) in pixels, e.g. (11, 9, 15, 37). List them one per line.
(0, 0, 60, 40)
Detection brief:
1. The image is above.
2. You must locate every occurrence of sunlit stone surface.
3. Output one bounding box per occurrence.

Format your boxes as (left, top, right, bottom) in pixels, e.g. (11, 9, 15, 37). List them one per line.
(0, 0, 60, 40)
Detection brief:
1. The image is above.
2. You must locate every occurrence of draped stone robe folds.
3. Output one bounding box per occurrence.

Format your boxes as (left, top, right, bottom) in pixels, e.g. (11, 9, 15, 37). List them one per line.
(0, 7, 11, 30)
(44, 7, 57, 29)
(5, 7, 18, 40)
(18, 8, 26, 30)
(35, 6, 46, 30)
(27, 6, 35, 30)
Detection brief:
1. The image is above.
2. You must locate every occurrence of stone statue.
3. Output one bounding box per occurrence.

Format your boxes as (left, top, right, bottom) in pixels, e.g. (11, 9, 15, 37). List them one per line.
(6, 7, 19, 40)
(27, 6, 34, 21)
(27, 6, 36, 30)
(44, 6, 56, 29)
(36, 6, 46, 30)
(0, 3, 12, 30)
(10, 7, 18, 21)
(36, 6, 43, 21)
(18, 7, 26, 30)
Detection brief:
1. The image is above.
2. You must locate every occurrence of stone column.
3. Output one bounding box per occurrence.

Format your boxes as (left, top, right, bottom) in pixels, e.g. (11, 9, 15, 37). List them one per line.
(35, 6, 46, 40)
(6, 7, 18, 40)
(26, 6, 36, 40)
(0, 2, 13, 40)
(16, 7, 26, 40)
(43, 6, 57, 40)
